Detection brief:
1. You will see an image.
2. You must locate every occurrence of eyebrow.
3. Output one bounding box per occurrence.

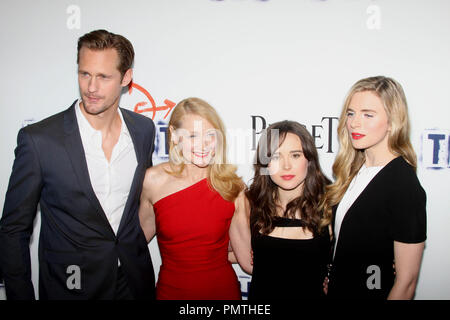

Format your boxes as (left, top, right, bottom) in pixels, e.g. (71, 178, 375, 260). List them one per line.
(347, 107, 377, 113)
(78, 70, 111, 77)
(190, 129, 216, 134)
(97, 73, 111, 78)
(273, 150, 303, 154)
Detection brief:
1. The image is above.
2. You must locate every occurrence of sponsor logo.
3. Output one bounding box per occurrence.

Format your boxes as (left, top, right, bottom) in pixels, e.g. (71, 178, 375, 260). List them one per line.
(251, 115, 339, 153)
(238, 275, 251, 300)
(122, 82, 177, 163)
(128, 82, 175, 120)
(421, 129, 450, 169)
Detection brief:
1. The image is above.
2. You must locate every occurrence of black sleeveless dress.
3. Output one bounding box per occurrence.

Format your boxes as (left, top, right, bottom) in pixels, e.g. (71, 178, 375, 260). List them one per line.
(249, 217, 332, 300)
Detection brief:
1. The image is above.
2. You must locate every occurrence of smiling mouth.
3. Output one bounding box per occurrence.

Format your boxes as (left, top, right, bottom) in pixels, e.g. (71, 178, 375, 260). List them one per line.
(351, 133, 366, 140)
(281, 175, 295, 180)
(193, 151, 210, 158)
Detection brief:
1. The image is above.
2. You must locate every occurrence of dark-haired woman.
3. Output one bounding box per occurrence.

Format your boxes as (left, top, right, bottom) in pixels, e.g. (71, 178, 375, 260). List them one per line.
(246, 120, 332, 300)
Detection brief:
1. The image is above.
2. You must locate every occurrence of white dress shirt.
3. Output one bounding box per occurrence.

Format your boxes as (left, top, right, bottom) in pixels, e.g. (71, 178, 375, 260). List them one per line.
(333, 164, 384, 259)
(75, 100, 137, 236)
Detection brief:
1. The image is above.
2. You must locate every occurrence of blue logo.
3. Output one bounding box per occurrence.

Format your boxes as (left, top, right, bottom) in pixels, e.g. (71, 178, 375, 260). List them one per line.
(421, 129, 450, 169)
(153, 120, 170, 163)
(238, 275, 251, 299)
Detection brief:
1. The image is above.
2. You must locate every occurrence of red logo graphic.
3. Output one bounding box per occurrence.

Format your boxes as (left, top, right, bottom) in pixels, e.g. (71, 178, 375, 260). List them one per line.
(128, 82, 176, 120)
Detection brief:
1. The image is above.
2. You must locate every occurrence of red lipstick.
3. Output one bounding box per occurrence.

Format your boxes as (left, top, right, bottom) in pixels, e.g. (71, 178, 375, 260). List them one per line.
(351, 133, 365, 140)
(281, 175, 295, 180)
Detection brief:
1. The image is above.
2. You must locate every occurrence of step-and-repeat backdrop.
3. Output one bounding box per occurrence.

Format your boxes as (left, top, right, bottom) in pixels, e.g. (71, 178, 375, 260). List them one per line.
(1, 0, 449, 300)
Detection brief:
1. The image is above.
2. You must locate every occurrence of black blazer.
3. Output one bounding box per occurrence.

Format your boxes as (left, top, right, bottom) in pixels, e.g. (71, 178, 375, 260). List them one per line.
(328, 157, 426, 299)
(0, 101, 156, 300)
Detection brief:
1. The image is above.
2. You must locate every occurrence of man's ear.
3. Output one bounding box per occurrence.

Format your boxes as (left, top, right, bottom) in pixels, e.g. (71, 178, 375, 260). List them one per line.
(121, 68, 133, 87)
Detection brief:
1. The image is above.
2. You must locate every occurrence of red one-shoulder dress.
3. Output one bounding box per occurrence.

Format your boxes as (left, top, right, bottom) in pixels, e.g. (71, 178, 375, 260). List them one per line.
(153, 178, 241, 300)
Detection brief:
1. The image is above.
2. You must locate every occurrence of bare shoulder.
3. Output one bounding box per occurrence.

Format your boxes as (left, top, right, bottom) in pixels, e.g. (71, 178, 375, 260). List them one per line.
(143, 162, 172, 190)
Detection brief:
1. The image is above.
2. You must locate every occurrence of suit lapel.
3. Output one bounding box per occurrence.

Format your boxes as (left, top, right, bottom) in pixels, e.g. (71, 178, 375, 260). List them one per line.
(63, 102, 116, 239)
(117, 109, 146, 235)
(333, 162, 395, 255)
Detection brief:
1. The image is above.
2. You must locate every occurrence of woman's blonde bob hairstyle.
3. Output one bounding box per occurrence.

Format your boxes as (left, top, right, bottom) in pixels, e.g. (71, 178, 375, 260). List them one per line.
(321, 76, 417, 225)
(166, 97, 244, 202)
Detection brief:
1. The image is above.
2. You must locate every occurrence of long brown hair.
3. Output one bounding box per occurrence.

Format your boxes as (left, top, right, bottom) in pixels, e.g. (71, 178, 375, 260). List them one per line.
(246, 120, 331, 237)
(166, 97, 244, 202)
(322, 76, 417, 224)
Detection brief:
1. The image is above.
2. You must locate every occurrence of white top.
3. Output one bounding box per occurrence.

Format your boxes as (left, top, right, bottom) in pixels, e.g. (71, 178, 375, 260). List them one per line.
(333, 164, 384, 259)
(75, 100, 137, 236)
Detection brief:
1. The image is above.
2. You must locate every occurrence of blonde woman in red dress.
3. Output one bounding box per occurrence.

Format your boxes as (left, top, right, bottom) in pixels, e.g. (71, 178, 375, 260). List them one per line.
(138, 97, 252, 300)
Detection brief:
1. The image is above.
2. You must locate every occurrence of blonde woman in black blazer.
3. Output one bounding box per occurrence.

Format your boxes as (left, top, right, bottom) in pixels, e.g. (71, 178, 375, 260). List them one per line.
(323, 76, 426, 299)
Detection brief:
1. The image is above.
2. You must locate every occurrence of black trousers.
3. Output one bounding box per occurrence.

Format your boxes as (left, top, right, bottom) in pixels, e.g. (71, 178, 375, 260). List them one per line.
(114, 267, 134, 300)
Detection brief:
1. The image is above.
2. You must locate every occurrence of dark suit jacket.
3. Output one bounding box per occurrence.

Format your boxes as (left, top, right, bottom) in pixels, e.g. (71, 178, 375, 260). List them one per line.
(328, 157, 426, 299)
(0, 100, 156, 300)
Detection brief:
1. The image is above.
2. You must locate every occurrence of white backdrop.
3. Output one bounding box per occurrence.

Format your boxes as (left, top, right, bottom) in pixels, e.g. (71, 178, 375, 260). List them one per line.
(1, 0, 449, 300)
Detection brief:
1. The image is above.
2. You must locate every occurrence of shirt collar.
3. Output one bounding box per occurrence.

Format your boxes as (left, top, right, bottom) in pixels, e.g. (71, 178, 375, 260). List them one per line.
(75, 99, 131, 139)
